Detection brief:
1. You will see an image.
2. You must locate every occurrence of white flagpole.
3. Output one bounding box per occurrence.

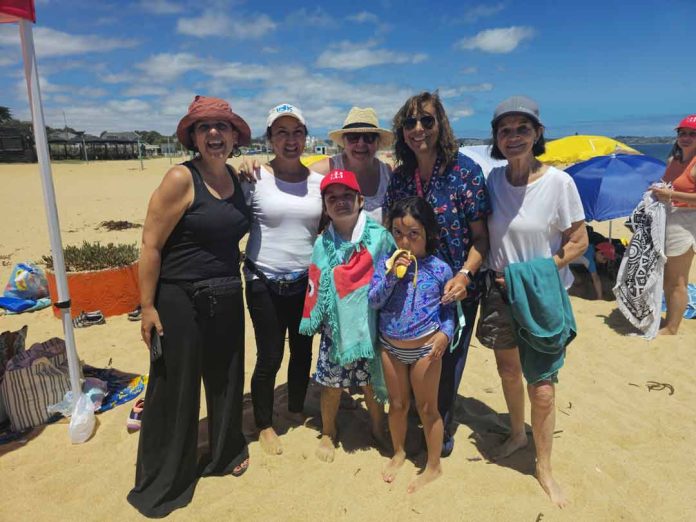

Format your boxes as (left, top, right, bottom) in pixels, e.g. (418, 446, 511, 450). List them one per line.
(18, 19, 82, 404)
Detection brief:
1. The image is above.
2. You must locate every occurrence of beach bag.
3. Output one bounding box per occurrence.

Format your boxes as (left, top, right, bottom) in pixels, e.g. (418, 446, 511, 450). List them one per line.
(0, 325, 28, 425)
(3, 262, 49, 300)
(0, 338, 72, 431)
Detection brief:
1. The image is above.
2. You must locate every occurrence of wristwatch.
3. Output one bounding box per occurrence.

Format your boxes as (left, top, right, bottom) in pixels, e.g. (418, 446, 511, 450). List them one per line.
(458, 268, 472, 281)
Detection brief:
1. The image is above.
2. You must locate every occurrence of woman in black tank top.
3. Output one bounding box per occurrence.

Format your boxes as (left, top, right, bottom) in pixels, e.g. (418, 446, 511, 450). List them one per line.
(127, 96, 252, 518)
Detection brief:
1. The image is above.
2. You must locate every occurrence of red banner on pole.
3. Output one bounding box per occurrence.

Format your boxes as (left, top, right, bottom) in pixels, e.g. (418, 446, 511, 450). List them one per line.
(0, 0, 36, 23)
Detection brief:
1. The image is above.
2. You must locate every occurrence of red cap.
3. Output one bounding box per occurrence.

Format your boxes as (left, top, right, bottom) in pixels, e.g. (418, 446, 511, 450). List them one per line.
(676, 114, 696, 131)
(320, 169, 361, 194)
(596, 241, 616, 261)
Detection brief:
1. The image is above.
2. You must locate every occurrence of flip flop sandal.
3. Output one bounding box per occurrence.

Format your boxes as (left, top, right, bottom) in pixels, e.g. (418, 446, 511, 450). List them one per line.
(127, 305, 142, 321)
(73, 311, 106, 328)
(127, 398, 145, 431)
(231, 457, 249, 477)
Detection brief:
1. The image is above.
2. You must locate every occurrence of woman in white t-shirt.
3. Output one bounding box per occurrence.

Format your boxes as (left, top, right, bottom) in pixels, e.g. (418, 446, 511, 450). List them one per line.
(243, 104, 323, 456)
(475, 96, 587, 508)
(311, 107, 393, 222)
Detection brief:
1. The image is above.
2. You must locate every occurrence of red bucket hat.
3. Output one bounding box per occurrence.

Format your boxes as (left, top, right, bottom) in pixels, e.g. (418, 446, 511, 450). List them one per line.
(676, 114, 696, 130)
(176, 95, 251, 150)
(595, 241, 616, 261)
(320, 169, 361, 194)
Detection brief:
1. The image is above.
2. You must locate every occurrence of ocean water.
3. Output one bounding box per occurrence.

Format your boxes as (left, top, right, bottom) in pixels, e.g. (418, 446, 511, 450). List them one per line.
(631, 143, 672, 162)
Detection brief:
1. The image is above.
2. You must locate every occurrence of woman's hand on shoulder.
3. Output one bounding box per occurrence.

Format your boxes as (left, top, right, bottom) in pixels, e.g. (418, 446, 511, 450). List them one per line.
(236, 158, 261, 182)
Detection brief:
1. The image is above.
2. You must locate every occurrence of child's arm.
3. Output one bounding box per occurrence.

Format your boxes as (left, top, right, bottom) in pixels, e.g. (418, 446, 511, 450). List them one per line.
(368, 254, 400, 309)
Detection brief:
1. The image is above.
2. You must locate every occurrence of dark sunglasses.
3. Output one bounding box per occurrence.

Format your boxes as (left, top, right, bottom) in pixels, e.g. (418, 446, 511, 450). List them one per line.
(677, 129, 696, 138)
(345, 132, 378, 144)
(403, 115, 436, 131)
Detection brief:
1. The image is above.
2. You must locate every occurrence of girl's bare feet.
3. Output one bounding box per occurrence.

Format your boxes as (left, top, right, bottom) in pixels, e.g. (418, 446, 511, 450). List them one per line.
(382, 451, 406, 483)
(536, 463, 568, 508)
(259, 427, 283, 455)
(407, 464, 442, 493)
(316, 434, 337, 462)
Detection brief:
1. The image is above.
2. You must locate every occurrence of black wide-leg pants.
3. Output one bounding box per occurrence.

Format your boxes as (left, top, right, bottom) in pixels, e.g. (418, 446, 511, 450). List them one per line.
(245, 279, 313, 430)
(127, 280, 247, 518)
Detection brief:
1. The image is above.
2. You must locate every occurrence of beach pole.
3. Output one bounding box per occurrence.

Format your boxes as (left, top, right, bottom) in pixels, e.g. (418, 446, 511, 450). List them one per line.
(137, 136, 144, 171)
(18, 19, 83, 409)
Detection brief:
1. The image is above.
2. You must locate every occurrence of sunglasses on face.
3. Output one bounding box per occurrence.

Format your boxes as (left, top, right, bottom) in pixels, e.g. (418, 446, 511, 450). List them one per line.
(345, 132, 378, 145)
(677, 129, 696, 138)
(403, 115, 436, 131)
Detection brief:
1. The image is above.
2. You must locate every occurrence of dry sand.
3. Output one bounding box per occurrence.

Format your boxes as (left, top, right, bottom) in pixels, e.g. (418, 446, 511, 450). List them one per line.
(0, 157, 694, 521)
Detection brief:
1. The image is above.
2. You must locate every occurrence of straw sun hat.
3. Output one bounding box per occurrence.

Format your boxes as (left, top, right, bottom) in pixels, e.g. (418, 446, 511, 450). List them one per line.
(328, 107, 393, 148)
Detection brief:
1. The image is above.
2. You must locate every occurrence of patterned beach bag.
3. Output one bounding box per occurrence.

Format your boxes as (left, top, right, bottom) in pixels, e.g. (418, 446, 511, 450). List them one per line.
(0, 338, 72, 431)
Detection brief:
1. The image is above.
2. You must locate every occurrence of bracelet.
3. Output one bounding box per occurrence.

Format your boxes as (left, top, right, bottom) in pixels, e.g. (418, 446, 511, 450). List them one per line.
(458, 268, 472, 281)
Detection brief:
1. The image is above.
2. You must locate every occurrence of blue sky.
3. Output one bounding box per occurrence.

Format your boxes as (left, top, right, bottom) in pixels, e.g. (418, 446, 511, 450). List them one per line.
(0, 0, 693, 139)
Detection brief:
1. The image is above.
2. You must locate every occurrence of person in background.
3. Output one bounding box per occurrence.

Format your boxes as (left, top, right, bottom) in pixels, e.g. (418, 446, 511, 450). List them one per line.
(477, 95, 587, 507)
(384, 91, 490, 458)
(650, 114, 696, 335)
(242, 104, 323, 455)
(128, 95, 251, 518)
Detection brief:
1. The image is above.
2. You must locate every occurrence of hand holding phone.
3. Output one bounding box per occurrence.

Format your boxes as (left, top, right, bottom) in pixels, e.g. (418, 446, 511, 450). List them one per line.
(150, 327, 163, 362)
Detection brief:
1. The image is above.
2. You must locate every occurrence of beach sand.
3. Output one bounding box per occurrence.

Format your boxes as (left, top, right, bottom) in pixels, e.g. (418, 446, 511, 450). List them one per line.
(0, 157, 694, 521)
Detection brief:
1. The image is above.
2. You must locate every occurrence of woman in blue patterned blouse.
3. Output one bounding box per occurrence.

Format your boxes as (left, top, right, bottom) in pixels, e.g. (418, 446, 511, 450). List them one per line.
(383, 91, 490, 457)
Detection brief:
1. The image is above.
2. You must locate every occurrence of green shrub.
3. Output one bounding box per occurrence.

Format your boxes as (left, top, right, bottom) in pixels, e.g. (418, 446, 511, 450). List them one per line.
(42, 241, 139, 272)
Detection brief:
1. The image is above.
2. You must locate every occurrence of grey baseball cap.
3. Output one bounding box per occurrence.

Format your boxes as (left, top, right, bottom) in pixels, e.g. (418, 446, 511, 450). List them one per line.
(491, 96, 541, 126)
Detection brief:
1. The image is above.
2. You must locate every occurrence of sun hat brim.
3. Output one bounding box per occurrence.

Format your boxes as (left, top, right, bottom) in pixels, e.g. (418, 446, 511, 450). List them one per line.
(328, 126, 394, 149)
(176, 102, 251, 150)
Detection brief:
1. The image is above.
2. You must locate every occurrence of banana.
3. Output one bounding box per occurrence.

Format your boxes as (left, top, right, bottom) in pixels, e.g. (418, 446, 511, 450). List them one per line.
(385, 249, 418, 285)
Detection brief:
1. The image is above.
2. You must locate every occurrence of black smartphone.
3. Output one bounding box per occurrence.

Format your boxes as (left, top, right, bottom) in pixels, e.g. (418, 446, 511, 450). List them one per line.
(150, 327, 163, 362)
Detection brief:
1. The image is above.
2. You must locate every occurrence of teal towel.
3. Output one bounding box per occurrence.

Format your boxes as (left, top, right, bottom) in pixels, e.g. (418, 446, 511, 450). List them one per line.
(505, 258, 577, 383)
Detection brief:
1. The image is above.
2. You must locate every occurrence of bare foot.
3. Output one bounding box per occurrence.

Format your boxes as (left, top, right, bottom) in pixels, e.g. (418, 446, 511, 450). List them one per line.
(316, 435, 336, 463)
(259, 427, 283, 456)
(491, 432, 528, 461)
(536, 464, 568, 508)
(407, 465, 442, 494)
(658, 326, 678, 336)
(382, 451, 406, 483)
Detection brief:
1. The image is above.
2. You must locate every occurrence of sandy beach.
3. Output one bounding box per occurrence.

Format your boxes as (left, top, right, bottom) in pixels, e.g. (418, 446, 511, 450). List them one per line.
(0, 157, 694, 521)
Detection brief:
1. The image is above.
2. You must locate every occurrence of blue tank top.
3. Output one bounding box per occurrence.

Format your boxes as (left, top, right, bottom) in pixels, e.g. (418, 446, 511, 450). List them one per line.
(159, 161, 250, 281)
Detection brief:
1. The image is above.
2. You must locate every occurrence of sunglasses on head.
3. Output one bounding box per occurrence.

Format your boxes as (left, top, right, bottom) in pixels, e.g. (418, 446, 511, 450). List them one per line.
(403, 115, 436, 131)
(344, 132, 378, 145)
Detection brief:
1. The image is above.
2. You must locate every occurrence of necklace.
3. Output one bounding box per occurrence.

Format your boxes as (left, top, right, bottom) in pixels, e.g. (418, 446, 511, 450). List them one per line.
(414, 156, 442, 198)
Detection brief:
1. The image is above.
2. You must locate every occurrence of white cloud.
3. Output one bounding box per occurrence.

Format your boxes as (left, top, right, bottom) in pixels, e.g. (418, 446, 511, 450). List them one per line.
(176, 12, 276, 39)
(461, 66, 478, 74)
(136, 52, 203, 82)
(455, 26, 535, 53)
(0, 27, 139, 57)
(452, 107, 475, 119)
(286, 7, 335, 26)
(122, 85, 169, 97)
(440, 83, 493, 97)
(139, 0, 184, 14)
(316, 41, 427, 70)
(347, 11, 380, 24)
(462, 3, 505, 22)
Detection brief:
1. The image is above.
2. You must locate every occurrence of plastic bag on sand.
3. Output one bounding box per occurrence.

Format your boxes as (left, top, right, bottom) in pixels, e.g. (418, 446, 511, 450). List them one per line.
(69, 393, 96, 444)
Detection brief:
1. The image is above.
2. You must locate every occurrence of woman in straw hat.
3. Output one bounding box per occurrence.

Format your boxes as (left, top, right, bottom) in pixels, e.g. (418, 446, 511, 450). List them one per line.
(384, 91, 490, 469)
(313, 106, 393, 221)
(650, 114, 696, 335)
(242, 103, 323, 456)
(128, 95, 251, 518)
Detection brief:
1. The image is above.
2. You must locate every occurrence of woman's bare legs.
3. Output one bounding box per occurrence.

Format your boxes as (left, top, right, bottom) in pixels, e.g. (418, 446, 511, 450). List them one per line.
(492, 348, 528, 459)
(660, 249, 694, 335)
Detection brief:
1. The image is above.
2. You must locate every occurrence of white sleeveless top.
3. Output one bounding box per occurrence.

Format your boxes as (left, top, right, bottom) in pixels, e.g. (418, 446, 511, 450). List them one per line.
(331, 153, 390, 223)
(242, 166, 323, 278)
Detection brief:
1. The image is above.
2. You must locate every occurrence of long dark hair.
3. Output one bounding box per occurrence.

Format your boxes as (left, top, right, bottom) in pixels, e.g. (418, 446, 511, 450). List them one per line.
(669, 141, 683, 162)
(392, 91, 458, 175)
(387, 196, 440, 255)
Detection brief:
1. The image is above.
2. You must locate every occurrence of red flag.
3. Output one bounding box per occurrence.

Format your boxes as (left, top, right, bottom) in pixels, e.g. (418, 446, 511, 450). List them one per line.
(0, 0, 36, 23)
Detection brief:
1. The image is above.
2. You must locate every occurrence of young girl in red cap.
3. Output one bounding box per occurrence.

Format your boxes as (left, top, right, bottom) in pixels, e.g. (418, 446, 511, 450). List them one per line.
(299, 169, 394, 463)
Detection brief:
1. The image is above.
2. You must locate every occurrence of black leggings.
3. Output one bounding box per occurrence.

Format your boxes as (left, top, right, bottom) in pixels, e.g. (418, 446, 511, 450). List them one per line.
(245, 279, 313, 430)
(127, 280, 247, 518)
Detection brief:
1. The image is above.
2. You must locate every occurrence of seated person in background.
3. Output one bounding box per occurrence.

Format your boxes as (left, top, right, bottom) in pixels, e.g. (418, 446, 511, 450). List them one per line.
(572, 241, 616, 299)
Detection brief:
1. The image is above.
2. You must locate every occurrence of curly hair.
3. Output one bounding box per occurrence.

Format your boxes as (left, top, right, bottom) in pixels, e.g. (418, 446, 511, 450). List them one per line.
(392, 91, 458, 175)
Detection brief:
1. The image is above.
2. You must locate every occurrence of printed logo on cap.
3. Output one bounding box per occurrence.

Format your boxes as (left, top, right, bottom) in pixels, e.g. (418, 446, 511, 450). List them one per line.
(275, 104, 294, 114)
(330, 170, 346, 180)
